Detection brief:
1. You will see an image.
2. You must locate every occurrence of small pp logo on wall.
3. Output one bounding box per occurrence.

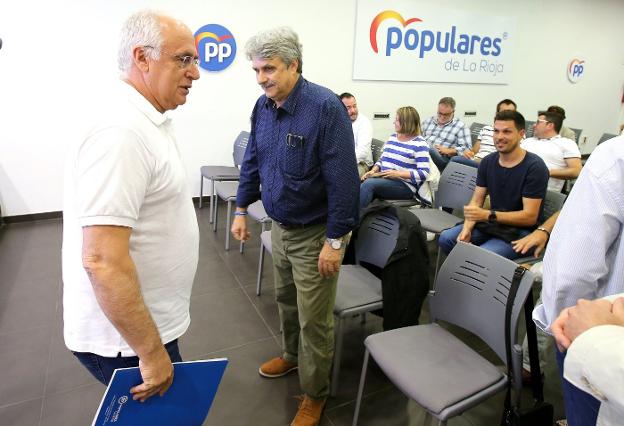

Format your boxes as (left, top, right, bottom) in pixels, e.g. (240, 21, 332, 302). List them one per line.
(195, 24, 236, 72)
(567, 59, 585, 83)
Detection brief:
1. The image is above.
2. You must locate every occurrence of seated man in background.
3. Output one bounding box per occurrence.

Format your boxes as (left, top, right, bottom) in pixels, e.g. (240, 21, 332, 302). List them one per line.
(341, 92, 373, 178)
(451, 98, 517, 168)
(422, 96, 471, 171)
(522, 110, 581, 192)
(438, 110, 549, 259)
(360, 106, 433, 209)
(547, 105, 577, 142)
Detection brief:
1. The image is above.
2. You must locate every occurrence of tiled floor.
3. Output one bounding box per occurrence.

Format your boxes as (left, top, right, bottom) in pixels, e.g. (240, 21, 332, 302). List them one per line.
(0, 203, 564, 425)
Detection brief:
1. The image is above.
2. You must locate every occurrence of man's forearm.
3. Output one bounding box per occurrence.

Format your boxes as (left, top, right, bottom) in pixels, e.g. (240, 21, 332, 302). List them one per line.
(494, 210, 539, 227)
(85, 258, 163, 358)
(549, 167, 580, 179)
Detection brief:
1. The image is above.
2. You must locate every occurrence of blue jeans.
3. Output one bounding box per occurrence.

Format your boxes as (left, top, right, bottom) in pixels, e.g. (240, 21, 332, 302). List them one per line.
(429, 148, 452, 172)
(438, 224, 530, 259)
(72, 339, 182, 385)
(360, 177, 414, 210)
(556, 349, 600, 426)
(450, 155, 478, 168)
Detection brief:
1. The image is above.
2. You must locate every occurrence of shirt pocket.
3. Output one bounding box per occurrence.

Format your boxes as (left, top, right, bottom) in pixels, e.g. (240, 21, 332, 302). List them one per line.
(280, 133, 306, 178)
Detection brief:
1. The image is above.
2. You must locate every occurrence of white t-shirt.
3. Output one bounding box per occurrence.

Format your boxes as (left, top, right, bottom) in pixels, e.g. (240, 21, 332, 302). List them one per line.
(474, 125, 495, 160)
(352, 113, 373, 166)
(521, 135, 580, 192)
(62, 81, 199, 357)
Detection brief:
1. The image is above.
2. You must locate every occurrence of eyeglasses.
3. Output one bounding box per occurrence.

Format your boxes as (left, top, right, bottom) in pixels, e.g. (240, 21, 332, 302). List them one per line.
(144, 46, 199, 69)
(437, 111, 454, 118)
(535, 119, 551, 125)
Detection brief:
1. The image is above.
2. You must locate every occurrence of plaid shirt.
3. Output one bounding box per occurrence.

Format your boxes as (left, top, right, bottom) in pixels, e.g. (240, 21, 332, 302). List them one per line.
(421, 116, 472, 155)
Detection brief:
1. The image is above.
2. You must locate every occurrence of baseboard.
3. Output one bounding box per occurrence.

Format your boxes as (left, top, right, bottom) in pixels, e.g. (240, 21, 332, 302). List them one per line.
(3, 211, 63, 223)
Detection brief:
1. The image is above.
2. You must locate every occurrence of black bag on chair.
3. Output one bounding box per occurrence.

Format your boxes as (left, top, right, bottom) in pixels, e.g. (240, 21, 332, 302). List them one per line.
(500, 267, 554, 426)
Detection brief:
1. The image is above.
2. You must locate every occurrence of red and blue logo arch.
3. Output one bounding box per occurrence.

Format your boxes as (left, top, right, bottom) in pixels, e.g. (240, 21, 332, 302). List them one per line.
(369, 10, 422, 53)
(195, 24, 236, 72)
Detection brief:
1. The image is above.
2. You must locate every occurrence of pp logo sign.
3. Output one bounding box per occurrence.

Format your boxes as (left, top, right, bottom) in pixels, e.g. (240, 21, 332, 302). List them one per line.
(195, 24, 236, 72)
(567, 59, 585, 83)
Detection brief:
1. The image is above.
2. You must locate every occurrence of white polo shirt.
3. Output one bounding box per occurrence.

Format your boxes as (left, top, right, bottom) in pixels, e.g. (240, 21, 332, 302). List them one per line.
(62, 81, 199, 357)
(521, 135, 580, 192)
(352, 113, 373, 166)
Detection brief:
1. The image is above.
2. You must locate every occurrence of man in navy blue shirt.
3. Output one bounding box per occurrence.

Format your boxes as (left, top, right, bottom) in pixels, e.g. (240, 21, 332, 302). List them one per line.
(438, 110, 549, 259)
(231, 27, 359, 425)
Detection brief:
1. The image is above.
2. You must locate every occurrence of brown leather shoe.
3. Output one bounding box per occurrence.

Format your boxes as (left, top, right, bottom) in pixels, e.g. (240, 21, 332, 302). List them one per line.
(259, 357, 298, 378)
(291, 395, 326, 426)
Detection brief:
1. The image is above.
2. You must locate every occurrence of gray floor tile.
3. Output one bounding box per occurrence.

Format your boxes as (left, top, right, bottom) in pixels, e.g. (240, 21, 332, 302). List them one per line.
(242, 284, 281, 336)
(40, 383, 104, 426)
(44, 333, 99, 396)
(0, 398, 44, 426)
(0, 342, 49, 406)
(179, 287, 274, 359)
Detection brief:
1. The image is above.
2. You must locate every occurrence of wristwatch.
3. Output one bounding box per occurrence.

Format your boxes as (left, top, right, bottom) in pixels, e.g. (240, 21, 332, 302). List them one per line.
(488, 210, 497, 223)
(326, 238, 344, 250)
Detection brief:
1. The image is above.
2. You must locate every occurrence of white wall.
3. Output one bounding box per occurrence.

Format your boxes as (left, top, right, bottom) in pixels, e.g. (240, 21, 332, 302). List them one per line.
(1, 0, 623, 216)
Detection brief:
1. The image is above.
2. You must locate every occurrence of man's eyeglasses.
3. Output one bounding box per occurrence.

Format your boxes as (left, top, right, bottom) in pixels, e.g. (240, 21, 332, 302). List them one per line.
(437, 111, 454, 118)
(144, 46, 199, 69)
(535, 119, 551, 125)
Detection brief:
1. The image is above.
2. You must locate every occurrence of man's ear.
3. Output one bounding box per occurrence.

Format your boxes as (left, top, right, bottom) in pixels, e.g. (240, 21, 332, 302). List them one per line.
(133, 46, 150, 72)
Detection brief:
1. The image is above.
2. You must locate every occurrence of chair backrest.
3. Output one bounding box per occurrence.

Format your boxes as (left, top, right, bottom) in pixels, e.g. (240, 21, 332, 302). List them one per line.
(371, 138, 385, 164)
(524, 121, 535, 138)
(433, 161, 478, 210)
(469, 122, 487, 145)
(355, 211, 400, 268)
(540, 190, 566, 223)
(233, 131, 251, 167)
(598, 133, 617, 145)
(569, 128, 582, 144)
(430, 242, 535, 365)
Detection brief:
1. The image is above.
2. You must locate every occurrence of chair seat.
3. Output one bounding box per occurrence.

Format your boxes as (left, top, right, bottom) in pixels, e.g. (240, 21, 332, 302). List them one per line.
(248, 200, 271, 223)
(387, 199, 419, 208)
(200, 165, 240, 180)
(365, 323, 506, 417)
(215, 181, 239, 201)
(409, 208, 463, 234)
(334, 265, 382, 315)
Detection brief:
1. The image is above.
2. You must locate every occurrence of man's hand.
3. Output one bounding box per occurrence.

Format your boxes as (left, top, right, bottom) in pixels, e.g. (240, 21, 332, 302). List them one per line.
(463, 205, 488, 222)
(318, 242, 343, 279)
(458, 227, 472, 243)
(511, 230, 549, 257)
(130, 346, 174, 402)
(361, 169, 376, 181)
(552, 298, 624, 351)
(231, 215, 251, 242)
(435, 146, 455, 156)
(463, 150, 475, 159)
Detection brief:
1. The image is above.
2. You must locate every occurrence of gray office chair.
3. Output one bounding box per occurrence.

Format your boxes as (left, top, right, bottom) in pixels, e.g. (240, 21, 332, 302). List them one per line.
(213, 181, 240, 251)
(469, 122, 487, 145)
(408, 161, 478, 280)
(199, 131, 249, 224)
(370, 138, 385, 164)
(331, 211, 400, 396)
(598, 133, 617, 145)
(352, 242, 535, 426)
(525, 121, 535, 138)
(569, 127, 582, 144)
(256, 230, 273, 296)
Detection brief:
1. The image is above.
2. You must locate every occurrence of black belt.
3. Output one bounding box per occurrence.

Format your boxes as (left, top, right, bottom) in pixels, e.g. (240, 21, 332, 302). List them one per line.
(276, 221, 322, 230)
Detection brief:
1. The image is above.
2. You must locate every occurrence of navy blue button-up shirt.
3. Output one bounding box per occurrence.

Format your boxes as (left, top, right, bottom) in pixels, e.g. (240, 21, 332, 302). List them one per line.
(236, 76, 359, 238)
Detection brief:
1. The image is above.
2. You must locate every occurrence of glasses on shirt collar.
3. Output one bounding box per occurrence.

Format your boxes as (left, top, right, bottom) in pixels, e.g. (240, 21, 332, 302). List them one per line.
(143, 45, 199, 69)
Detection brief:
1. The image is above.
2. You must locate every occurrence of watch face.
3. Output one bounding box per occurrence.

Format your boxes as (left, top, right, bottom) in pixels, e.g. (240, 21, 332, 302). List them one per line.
(330, 240, 342, 250)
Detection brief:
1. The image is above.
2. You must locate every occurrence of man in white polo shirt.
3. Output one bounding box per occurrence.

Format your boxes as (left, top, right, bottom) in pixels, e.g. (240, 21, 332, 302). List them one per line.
(521, 110, 581, 192)
(62, 10, 200, 401)
(340, 92, 373, 177)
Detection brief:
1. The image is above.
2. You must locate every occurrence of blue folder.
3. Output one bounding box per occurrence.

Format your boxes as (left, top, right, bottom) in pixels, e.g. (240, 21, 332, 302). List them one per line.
(92, 358, 228, 426)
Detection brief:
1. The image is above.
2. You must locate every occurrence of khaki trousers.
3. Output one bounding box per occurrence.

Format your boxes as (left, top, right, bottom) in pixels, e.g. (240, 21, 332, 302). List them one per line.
(271, 222, 345, 399)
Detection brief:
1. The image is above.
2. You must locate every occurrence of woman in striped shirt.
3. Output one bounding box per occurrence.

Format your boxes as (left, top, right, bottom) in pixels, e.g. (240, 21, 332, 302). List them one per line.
(360, 106, 431, 210)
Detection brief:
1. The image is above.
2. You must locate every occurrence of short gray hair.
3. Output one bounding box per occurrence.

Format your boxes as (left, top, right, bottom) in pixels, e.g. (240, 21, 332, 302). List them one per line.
(438, 97, 456, 110)
(118, 10, 164, 75)
(245, 27, 303, 73)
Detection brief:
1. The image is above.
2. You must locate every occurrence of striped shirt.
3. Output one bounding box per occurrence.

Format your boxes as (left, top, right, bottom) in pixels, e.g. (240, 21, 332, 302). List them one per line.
(421, 116, 472, 155)
(376, 133, 430, 192)
(533, 137, 624, 333)
(474, 125, 496, 160)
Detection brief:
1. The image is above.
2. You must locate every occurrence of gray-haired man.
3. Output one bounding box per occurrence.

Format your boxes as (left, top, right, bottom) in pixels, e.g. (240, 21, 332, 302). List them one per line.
(232, 27, 359, 426)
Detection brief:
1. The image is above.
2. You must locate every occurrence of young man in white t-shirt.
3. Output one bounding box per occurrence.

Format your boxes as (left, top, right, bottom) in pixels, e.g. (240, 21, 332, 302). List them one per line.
(341, 92, 373, 178)
(521, 110, 582, 192)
